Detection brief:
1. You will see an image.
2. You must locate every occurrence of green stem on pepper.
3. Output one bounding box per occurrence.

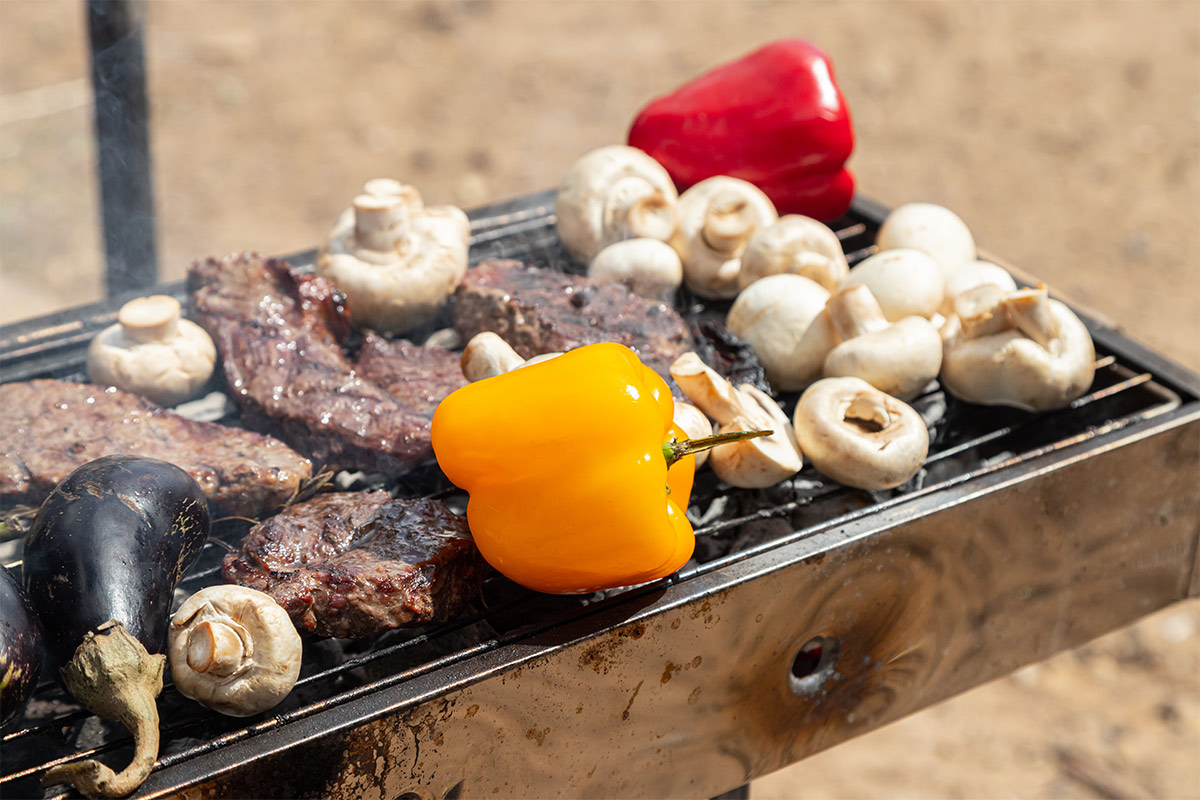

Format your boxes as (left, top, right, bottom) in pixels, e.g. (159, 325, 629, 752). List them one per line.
(662, 429, 772, 469)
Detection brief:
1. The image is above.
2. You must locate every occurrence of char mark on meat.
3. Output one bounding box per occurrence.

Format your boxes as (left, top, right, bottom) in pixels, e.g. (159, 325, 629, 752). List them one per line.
(452, 260, 694, 379)
(223, 490, 483, 638)
(188, 252, 463, 474)
(0, 379, 312, 518)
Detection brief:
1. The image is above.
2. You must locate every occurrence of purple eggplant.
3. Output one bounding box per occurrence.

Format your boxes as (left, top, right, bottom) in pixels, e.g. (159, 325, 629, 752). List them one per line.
(0, 563, 43, 727)
(23, 454, 209, 798)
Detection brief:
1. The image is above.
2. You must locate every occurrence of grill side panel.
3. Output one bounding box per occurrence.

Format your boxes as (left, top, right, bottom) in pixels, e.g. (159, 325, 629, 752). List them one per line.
(158, 412, 1198, 800)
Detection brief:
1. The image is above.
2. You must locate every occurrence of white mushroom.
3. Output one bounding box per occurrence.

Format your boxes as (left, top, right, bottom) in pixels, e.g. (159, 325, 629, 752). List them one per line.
(876, 201, 976, 280)
(588, 238, 683, 303)
(519, 352, 565, 369)
(671, 176, 779, 299)
(669, 352, 747, 423)
(709, 385, 803, 488)
(87, 295, 217, 407)
(168, 585, 301, 717)
(940, 285, 1096, 411)
(737, 215, 849, 292)
(555, 145, 679, 262)
(461, 332, 527, 382)
(793, 377, 929, 490)
(940, 259, 1018, 316)
(822, 285, 943, 401)
(424, 327, 462, 350)
(839, 248, 945, 322)
(317, 178, 470, 334)
(669, 352, 802, 488)
(671, 401, 714, 468)
(724, 274, 838, 392)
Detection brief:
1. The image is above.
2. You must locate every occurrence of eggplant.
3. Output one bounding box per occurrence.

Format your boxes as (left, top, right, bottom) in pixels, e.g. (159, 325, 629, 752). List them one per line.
(23, 454, 209, 798)
(0, 563, 43, 727)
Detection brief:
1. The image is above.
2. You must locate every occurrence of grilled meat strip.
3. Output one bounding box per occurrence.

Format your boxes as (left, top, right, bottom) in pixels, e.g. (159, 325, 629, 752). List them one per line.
(452, 260, 694, 379)
(222, 490, 483, 638)
(353, 332, 467, 419)
(188, 252, 463, 474)
(0, 379, 312, 518)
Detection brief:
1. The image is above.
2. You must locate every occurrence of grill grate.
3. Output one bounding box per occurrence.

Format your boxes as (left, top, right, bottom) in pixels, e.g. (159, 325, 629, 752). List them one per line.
(0, 191, 1192, 799)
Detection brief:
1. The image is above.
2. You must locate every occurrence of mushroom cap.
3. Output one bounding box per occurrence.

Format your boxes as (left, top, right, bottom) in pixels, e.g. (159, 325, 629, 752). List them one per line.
(672, 176, 779, 299)
(168, 585, 301, 717)
(793, 377, 929, 490)
(876, 202, 976, 280)
(823, 316, 943, 401)
(555, 145, 679, 262)
(588, 237, 683, 303)
(941, 260, 1018, 315)
(738, 214, 849, 292)
(725, 274, 837, 392)
(461, 332, 527, 382)
(941, 291, 1096, 411)
(87, 295, 217, 407)
(317, 179, 470, 334)
(840, 248, 945, 322)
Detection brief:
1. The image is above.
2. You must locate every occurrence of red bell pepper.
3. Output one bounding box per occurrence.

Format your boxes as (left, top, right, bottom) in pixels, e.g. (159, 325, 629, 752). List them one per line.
(628, 39, 855, 222)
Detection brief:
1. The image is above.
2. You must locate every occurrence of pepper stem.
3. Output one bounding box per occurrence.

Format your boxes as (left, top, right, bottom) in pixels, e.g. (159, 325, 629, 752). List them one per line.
(42, 621, 164, 798)
(662, 429, 772, 468)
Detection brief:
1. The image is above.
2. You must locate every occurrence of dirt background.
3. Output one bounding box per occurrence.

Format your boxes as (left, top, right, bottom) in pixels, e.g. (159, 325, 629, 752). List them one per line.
(1, 1, 1197, 798)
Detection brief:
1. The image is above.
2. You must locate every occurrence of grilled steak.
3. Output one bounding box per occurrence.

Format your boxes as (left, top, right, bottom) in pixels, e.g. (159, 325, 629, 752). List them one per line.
(452, 260, 694, 378)
(0, 379, 312, 518)
(222, 490, 483, 638)
(188, 252, 463, 474)
(354, 332, 467, 419)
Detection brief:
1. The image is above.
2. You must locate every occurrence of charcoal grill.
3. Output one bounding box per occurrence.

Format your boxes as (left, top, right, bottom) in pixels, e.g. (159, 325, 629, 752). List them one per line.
(2, 191, 1197, 800)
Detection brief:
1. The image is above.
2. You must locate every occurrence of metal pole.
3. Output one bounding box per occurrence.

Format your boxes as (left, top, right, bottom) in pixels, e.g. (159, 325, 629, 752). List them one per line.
(87, 0, 157, 296)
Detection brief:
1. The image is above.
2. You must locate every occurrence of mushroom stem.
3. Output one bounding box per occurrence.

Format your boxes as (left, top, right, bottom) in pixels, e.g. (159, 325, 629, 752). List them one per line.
(42, 622, 163, 798)
(955, 285, 1012, 340)
(826, 285, 890, 340)
(701, 192, 757, 253)
(186, 619, 246, 678)
(845, 390, 893, 432)
(1005, 286, 1061, 350)
(354, 193, 408, 253)
(118, 295, 182, 344)
(606, 176, 678, 243)
(662, 429, 772, 468)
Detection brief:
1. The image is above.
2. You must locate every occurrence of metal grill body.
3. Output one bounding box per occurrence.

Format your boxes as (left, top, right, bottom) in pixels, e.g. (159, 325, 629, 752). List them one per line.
(2, 193, 1197, 800)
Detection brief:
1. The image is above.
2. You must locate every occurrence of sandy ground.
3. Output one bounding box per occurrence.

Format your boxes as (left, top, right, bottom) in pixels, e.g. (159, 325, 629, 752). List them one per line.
(1, 1, 1197, 798)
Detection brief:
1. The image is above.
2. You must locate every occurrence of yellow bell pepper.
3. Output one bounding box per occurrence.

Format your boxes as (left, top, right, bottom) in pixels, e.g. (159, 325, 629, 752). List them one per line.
(431, 342, 763, 594)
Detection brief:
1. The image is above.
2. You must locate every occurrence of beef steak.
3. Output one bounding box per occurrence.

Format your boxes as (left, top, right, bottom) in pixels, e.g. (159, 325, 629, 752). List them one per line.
(353, 332, 466, 419)
(452, 260, 694, 379)
(222, 490, 483, 638)
(188, 252, 464, 474)
(0, 379, 312, 518)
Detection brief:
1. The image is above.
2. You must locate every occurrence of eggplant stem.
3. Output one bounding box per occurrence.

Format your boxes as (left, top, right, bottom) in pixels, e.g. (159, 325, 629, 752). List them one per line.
(42, 622, 164, 798)
(663, 429, 772, 468)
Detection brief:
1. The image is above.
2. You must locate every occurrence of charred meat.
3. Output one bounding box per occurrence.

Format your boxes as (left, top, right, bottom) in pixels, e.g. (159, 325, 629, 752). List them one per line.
(222, 490, 483, 638)
(0, 379, 311, 518)
(188, 252, 464, 474)
(452, 260, 694, 379)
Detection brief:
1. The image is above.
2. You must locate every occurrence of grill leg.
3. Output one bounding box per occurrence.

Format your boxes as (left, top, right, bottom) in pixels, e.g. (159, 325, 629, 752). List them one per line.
(87, 0, 158, 296)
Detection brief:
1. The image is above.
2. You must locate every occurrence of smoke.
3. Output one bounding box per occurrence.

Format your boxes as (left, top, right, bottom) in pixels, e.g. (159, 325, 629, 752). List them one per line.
(88, 0, 158, 296)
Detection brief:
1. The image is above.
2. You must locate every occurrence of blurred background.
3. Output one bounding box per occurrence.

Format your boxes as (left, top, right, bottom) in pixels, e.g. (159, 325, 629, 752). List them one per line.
(1, 1, 1197, 797)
